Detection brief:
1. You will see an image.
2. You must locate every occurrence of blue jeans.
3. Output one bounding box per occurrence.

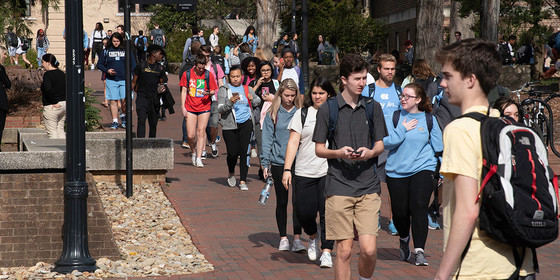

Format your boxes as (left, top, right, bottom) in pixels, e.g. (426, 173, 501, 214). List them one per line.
(37, 47, 47, 66)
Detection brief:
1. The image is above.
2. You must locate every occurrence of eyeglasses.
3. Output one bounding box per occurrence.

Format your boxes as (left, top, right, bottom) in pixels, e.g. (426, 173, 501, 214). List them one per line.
(261, 69, 271, 72)
(400, 94, 417, 101)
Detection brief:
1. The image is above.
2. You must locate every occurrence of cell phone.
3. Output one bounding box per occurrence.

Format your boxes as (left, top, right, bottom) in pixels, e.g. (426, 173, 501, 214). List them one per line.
(232, 92, 239, 97)
(352, 150, 362, 156)
(262, 87, 270, 96)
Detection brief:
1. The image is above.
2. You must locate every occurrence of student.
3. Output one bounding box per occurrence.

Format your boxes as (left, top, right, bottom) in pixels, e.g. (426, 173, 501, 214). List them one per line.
(179, 54, 218, 168)
(261, 79, 304, 252)
(362, 53, 403, 235)
(282, 76, 337, 268)
(131, 45, 167, 138)
(40, 54, 66, 139)
(209, 26, 220, 50)
(313, 54, 387, 280)
(434, 38, 535, 279)
(242, 25, 259, 54)
(217, 66, 261, 190)
(36, 29, 50, 68)
(201, 44, 225, 158)
(150, 22, 166, 48)
(493, 96, 521, 122)
(97, 32, 127, 129)
(383, 83, 443, 266)
(249, 60, 279, 180)
(277, 48, 305, 97)
(134, 30, 148, 63)
(90, 22, 106, 70)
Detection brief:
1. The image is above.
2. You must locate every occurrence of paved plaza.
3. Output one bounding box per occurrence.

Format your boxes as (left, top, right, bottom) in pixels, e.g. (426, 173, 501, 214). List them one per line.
(84, 71, 560, 279)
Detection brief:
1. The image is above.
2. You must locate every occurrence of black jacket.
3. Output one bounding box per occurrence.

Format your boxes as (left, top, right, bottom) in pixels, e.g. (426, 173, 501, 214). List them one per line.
(0, 65, 11, 112)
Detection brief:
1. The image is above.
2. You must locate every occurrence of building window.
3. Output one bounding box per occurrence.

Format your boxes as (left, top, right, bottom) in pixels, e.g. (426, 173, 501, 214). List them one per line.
(25, 0, 31, 17)
(386, 35, 390, 53)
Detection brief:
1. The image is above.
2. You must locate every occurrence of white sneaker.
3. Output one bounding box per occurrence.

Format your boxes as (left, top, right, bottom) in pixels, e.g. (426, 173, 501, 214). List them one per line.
(278, 238, 290, 251)
(239, 183, 248, 191)
(191, 153, 196, 166)
(90, 64, 95, 70)
(201, 150, 207, 159)
(195, 158, 204, 168)
(291, 239, 306, 252)
(227, 175, 236, 188)
(320, 251, 333, 268)
(251, 148, 258, 158)
(307, 237, 318, 261)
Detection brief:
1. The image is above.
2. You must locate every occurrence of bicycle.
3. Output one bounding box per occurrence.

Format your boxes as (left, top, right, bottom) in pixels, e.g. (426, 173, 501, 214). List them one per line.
(512, 82, 560, 157)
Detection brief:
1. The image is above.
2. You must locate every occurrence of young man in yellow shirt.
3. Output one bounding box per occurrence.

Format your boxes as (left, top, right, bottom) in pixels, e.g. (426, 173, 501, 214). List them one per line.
(434, 39, 535, 279)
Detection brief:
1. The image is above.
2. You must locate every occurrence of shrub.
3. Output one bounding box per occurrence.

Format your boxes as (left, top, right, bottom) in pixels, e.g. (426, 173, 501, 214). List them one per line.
(84, 87, 103, 131)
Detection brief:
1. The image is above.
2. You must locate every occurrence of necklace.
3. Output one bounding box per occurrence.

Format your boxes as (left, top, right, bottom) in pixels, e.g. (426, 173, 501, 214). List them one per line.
(147, 62, 157, 71)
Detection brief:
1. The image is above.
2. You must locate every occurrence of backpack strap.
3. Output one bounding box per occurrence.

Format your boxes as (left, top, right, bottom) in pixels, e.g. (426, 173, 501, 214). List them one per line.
(301, 106, 309, 127)
(243, 85, 251, 108)
(392, 110, 401, 128)
(205, 70, 210, 90)
(327, 97, 339, 147)
(363, 98, 376, 147)
(395, 84, 403, 95)
(243, 75, 248, 85)
(368, 83, 376, 98)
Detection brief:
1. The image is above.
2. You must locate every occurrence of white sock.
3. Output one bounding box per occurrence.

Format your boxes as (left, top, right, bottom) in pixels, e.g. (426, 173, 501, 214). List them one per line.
(358, 276, 371, 280)
(400, 236, 410, 243)
(112, 118, 118, 123)
(415, 248, 424, 254)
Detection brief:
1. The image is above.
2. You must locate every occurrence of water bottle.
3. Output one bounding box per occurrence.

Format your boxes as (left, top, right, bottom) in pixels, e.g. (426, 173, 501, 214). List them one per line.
(258, 176, 274, 205)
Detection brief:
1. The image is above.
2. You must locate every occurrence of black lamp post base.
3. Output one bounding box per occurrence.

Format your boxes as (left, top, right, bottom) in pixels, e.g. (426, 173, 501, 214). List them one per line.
(53, 258, 97, 273)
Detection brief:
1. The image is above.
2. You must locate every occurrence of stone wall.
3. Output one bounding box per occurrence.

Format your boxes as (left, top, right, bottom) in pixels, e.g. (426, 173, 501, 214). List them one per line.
(0, 172, 121, 267)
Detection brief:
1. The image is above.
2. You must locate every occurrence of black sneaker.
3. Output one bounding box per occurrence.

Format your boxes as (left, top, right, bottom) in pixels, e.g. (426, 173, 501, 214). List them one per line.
(399, 237, 410, 261)
(211, 143, 218, 157)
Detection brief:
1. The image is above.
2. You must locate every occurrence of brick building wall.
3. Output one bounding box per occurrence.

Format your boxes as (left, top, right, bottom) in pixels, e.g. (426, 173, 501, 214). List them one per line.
(0, 172, 121, 267)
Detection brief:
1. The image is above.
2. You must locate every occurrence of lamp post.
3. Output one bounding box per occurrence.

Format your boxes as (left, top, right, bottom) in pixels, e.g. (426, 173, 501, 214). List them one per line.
(53, 0, 97, 273)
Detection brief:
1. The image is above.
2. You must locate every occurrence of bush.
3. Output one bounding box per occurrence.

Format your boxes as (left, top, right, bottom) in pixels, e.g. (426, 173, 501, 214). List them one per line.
(84, 87, 103, 131)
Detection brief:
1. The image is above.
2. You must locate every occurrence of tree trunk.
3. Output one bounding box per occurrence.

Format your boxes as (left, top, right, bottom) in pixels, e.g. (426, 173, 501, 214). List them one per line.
(256, 0, 279, 58)
(449, 0, 475, 43)
(416, 0, 444, 73)
(480, 0, 500, 42)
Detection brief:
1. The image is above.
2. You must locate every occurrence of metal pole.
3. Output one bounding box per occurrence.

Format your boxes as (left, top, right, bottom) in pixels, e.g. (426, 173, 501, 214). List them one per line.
(291, 0, 296, 35)
(301, 0, 308, 92)
(125, 0, 133, 198)
(53, 0, 97, 272)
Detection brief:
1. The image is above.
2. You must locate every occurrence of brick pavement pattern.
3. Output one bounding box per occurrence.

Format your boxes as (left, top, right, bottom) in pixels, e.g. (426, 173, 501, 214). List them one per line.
(85, 71, 560, 279)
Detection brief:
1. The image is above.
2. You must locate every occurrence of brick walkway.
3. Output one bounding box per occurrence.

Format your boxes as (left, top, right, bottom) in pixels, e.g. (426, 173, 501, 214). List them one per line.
(84, 71, 560, 279)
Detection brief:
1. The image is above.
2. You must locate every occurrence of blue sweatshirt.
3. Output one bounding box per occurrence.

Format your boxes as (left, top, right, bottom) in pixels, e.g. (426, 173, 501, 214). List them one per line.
(261, 105, 297, 167)
(97, 47, 126, 81)
(383, 110, 443, 178)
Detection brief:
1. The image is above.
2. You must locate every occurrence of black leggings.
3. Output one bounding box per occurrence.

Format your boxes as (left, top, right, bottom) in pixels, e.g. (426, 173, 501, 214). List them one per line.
(222, 120, 253, 181)
(294, 175, 334, 250)
(136, 96, 158, 138)
(386, 170, 434, 249)
(271, 165, 302, 237)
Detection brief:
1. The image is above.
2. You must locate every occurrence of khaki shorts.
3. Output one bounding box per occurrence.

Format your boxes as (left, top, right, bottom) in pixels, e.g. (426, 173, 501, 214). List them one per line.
(325, 193, 381, 240)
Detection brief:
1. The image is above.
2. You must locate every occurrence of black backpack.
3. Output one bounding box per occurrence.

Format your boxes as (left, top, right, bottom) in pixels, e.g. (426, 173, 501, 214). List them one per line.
(20, 37, 30, 51)
(135, 36, 145, 51)
(457, 112, 560, 279)
(326, 96, 378, 149)
(211, 55, 225, 75)
(6, 32, 18, 47)
(179, 54, 197, 82)
(414, 76, 435, 92)
(153, 31, 164, 47)
(321, 44, 336, 65)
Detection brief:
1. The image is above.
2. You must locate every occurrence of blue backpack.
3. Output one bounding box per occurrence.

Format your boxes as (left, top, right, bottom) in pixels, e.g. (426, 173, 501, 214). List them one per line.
(366, 83, 402, 99)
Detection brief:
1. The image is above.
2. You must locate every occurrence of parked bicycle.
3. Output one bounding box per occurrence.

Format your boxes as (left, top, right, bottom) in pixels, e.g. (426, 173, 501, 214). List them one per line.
(512, 82, 560, 158)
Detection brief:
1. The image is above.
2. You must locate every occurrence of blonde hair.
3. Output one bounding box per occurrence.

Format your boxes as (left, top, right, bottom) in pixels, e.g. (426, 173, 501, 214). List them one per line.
(378, 53, 397, 66)
(268, 79, 302, 124)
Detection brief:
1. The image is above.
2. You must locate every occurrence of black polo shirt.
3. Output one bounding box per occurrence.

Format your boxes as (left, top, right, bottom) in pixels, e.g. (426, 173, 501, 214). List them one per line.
(313, 93, 387, 197)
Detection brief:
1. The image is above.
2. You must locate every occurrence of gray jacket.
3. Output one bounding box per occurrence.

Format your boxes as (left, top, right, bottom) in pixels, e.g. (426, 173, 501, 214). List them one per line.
(217, 84, 261, 130)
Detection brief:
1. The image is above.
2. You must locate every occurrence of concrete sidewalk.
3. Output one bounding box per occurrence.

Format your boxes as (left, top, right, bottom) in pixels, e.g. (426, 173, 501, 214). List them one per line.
(84, 70, 560, 279)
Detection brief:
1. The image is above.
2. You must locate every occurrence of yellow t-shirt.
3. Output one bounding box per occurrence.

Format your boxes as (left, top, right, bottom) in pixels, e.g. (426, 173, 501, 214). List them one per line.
(440, 105, 534, 279)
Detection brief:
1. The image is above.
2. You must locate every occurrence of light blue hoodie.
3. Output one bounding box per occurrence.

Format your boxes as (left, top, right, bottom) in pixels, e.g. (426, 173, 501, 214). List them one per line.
(383, 110, 443, 178)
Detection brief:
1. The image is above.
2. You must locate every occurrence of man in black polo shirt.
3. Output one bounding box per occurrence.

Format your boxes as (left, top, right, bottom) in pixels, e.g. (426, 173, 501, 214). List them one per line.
(313, 54, 387, 280)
